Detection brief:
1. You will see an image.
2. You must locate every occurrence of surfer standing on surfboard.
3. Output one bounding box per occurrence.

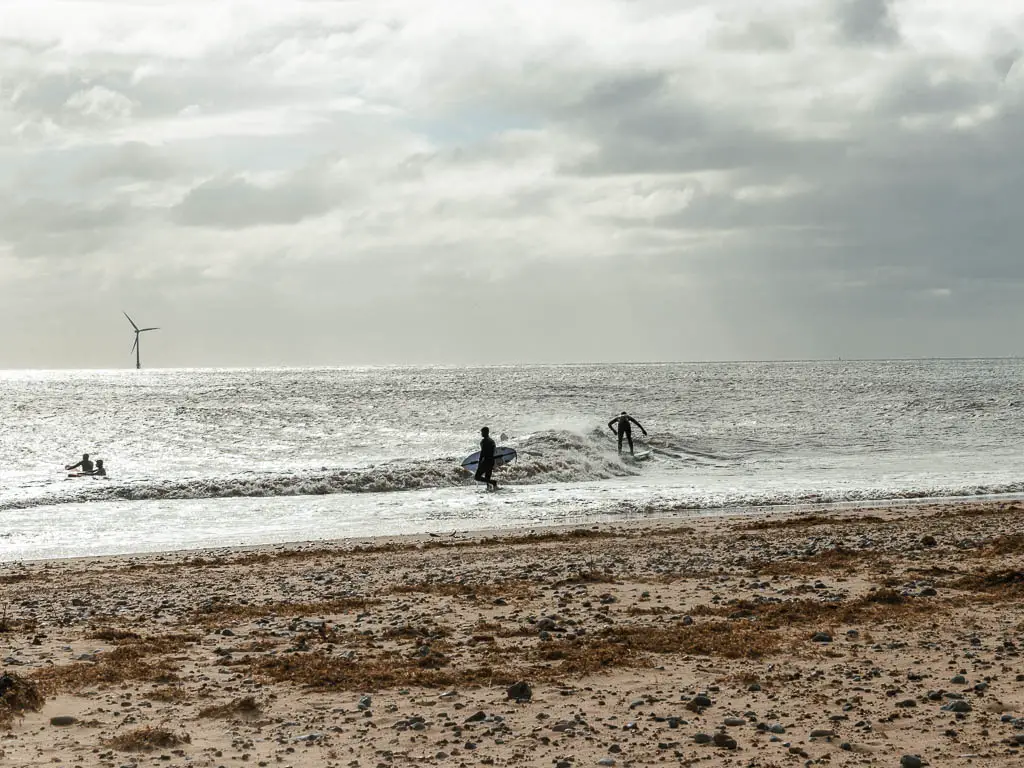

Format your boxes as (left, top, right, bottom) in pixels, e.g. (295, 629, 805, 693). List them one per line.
(475, 426, 499, 491)
(608, 412, 647, 455)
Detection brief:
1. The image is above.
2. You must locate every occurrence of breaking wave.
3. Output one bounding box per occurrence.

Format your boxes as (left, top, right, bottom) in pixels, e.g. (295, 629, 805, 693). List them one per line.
(0, 429, 640, 511)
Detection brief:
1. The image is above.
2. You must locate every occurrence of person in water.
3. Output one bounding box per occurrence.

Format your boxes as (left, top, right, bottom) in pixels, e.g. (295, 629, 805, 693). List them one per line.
(66, 453, 94, 473)
(91, 459, 106, 477)
(475, 426, 499, 491)
(608, 411, 648, 455)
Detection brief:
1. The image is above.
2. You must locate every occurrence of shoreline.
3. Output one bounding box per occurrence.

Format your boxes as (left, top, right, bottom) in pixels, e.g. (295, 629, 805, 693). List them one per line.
(8, 491, 1024, 566)
(1, 499, 1022, 766)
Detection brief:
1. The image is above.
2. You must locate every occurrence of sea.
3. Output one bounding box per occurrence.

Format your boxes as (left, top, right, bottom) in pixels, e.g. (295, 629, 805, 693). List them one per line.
(1, 360, 1022, 562)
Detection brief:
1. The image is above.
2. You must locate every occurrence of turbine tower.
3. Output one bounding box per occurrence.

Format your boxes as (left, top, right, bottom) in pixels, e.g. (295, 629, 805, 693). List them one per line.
(124, 312, 159, 370)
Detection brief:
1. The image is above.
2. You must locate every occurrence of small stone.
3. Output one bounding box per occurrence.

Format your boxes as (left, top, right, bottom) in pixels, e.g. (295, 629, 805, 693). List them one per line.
(900, 756, 925, 768)
(724, 717, 746, 727)
(464, 711, 486, 723)
(536, 617, 557, 631)
(357, 695, 372, 711)
(598, 759, 617, 767)
(507, 681, 532, 702)
(951, 675, 967, 685)
(693, 733, 712, 744)
(747, 682, 761, 692)
(921, 535, 937, 547)
(919, 587, 937, 597)
(50, 716, 77, 727)
(811, 632, 833, 643)
(810, 729, 836, 738)
(943, 701, 972, 713)
(770, 724, 786, 734)
(220, 628, 234, 636)
(682, 615, 694, 626)
(896, 699, 917, 708)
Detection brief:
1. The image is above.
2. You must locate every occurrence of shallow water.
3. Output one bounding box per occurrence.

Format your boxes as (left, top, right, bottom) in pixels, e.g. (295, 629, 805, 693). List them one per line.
(2, 360, 1022, 560)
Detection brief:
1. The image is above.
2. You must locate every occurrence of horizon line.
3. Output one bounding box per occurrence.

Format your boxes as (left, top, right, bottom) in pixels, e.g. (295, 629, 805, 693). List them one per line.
(2, 355, 1023, 372)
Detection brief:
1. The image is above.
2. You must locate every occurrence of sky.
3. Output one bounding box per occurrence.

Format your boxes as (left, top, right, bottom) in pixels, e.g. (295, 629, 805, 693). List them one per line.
(1, 0, 1022, 367)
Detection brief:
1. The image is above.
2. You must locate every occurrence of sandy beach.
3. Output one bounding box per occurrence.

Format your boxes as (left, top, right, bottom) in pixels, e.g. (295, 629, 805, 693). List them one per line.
(2, 501, 1023, 767)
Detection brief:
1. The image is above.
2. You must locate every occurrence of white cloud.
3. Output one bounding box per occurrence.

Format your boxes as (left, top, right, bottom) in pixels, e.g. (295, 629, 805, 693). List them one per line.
(0, 0, 1023, 366)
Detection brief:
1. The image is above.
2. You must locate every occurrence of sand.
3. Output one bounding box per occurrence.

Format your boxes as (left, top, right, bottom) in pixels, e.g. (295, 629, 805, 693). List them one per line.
(1, 501, 1023, 767)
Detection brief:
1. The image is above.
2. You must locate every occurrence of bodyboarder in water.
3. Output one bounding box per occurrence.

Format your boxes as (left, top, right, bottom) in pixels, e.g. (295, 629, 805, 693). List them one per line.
(475, 426, 499, 491)
(608, 412, 647, 455)
(65, 453, 94, 474)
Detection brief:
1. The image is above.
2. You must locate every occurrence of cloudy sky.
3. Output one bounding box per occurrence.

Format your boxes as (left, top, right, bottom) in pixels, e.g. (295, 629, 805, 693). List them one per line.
(1, 0, 1022, 367)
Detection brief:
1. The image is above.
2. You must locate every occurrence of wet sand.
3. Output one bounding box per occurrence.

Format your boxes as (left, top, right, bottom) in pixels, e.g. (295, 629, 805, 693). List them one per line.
(1, 501, 1022, 767)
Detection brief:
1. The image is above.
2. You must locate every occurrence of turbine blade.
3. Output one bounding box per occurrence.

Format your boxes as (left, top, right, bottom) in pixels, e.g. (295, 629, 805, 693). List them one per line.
(131, 337, 138, 354)
(123, 312, 139, 331)
(139, 327, 159, 332)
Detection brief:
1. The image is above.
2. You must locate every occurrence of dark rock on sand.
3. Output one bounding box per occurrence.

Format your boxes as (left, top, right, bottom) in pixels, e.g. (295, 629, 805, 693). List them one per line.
(507, 681, 532, 702)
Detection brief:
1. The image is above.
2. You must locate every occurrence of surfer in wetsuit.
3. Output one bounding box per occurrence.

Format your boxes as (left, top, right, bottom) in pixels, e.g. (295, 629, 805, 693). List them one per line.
(608, 412, 647, 455)
(65, 453, 94, 473)
(91, 459, 106, 477)
(475, 426, 499, 491)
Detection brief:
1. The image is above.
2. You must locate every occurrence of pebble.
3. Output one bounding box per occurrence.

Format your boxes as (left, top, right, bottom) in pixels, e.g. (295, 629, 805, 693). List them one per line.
(900, 756, 925, 768)
(357, 695, 372, 711)
(693, 733, 712, 744)
(943, 701, 972, 713)
(598, 759, 616, 767)
(810, 729, 836, 738)
(50, 716, 77, 726)
(811, 631, 833, 643)
(723, 717, 746, 727)
(951, 675, 967, 685)
(747, 683, 761, 692)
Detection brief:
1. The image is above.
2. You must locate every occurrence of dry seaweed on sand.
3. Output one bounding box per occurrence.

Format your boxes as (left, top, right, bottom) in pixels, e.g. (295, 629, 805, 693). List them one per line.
(103, 726, 190, 752)
(0, 673, 44, 727)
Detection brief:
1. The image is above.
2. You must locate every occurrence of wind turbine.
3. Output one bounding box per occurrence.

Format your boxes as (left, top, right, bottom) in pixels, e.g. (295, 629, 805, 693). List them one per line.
(124, 312, 159, 369)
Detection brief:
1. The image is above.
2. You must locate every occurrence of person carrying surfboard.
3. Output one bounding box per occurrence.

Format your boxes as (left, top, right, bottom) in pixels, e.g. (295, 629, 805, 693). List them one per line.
(475, 426, 499, 491)
(608, 412, 647, 455)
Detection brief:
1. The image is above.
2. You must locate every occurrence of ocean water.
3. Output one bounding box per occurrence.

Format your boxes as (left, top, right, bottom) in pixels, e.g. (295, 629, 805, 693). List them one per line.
(2, 360, 1022, 561)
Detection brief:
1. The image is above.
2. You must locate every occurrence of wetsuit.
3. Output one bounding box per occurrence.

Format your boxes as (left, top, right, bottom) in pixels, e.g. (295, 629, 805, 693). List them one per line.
(475, 435, 497, 488)
(608, 414, 647, 455)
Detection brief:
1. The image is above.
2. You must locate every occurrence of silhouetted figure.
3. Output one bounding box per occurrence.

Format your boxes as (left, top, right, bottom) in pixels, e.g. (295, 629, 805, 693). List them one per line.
(66, 453, 94, 473)
(91, 459, 106, 477)
(608, 412, 647, 455)
(475, 426, 499, 491)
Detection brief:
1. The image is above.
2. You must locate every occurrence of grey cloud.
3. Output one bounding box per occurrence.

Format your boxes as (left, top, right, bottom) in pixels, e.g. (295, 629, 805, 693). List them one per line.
(75, 141, 181, 183)
(0, 197, 133, 243)
(559, 72, 848, 176)
(835, 0, 900, 46)
(172, 173, 334, 229)
(713, 19, 794, 51)
(873, 60, 1000, 117)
